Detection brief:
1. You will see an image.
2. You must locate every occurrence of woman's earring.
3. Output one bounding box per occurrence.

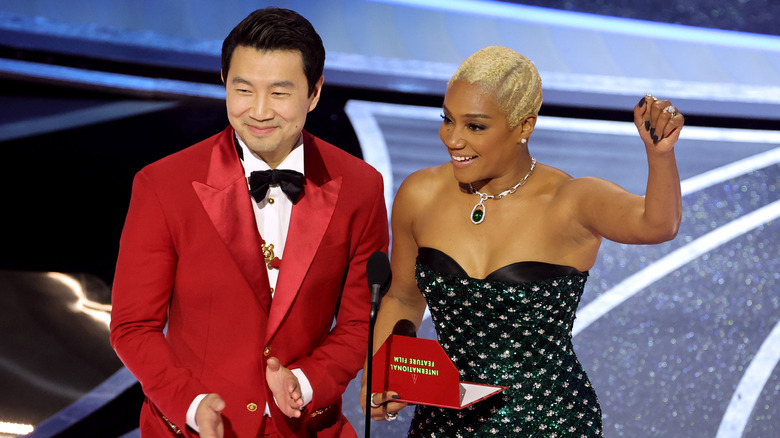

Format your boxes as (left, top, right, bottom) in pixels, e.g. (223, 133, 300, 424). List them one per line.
(521, 138, 527, 144)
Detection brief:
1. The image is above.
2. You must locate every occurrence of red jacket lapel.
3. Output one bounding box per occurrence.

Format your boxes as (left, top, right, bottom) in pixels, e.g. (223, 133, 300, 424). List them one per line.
(192, 128, 272, 312)
(267, 132, 341, 336)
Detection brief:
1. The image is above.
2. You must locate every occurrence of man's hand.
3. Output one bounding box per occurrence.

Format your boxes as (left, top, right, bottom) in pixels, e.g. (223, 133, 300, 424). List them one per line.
(266, 357, 304, 418)
(195, 393, 225, 438)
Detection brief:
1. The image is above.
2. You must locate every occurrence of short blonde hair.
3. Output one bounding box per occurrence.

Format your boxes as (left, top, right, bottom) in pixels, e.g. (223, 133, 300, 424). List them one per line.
(449, 46, 542, 130)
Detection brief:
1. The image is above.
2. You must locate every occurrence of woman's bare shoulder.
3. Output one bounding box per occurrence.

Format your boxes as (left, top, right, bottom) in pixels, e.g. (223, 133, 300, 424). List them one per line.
(398, 164, 450, 197)
(391, 164, 451, 220)
(531, 162, 575, 195)
(536, 163, 618, 196)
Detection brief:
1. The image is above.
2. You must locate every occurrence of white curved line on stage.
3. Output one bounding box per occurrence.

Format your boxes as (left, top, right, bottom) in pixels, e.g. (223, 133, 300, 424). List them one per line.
(573, 199, 780, 337)
(716, 318, 780, 437)
(535, 117, 780, 145)
(345, 100, 396, 218)
(538, 73, 780, 104)
(680, 147, 780, 195)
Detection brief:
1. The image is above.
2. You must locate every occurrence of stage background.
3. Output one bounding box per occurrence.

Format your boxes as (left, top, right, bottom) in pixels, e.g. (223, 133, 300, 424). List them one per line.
(0, 1, 778, 437)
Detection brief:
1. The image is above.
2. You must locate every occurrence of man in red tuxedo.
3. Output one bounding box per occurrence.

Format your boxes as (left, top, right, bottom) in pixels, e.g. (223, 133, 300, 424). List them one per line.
(110, 8, 388, 438)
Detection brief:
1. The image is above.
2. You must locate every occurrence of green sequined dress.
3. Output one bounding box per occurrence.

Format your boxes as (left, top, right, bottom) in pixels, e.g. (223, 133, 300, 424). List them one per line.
(408, 247, 602, 437)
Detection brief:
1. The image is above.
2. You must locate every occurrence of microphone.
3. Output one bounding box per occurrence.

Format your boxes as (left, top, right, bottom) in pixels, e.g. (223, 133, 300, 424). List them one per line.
(392, 319, 417, 338)
(365, 251, 391, 438)
(366, 251, 392, 321)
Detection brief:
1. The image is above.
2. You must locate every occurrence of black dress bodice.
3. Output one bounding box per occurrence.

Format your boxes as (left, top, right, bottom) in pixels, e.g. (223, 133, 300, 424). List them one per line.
(407, 247, 602, 437)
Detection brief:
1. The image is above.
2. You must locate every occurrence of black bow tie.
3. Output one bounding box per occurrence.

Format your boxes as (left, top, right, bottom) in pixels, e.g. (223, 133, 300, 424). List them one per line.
(248, 169, 305, 204)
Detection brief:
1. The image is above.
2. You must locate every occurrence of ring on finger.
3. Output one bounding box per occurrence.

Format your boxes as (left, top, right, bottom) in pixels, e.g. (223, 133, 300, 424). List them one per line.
(663, 105, 677, 117)
(370, 393, 381, 409)
(385, 412, 398, 421)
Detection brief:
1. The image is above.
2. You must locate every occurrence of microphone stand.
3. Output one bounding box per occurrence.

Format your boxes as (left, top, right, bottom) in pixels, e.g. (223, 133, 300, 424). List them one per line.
(365, 283, 381, 438)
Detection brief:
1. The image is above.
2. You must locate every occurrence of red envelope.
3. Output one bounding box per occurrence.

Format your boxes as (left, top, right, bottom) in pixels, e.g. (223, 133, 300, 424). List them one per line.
(371, 334, 507, 409)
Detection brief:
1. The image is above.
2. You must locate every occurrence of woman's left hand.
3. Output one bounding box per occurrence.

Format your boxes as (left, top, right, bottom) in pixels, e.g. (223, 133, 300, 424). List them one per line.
(360, 387, 408, 422)
(634, 94, 684, 153)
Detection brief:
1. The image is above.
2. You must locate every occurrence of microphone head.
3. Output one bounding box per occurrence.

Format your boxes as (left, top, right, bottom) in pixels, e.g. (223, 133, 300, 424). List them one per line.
(392, 319, 417, 338)
(367, 251, 392, 295)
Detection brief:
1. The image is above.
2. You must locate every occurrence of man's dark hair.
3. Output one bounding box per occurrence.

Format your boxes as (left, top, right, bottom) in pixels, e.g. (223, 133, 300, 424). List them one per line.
(221, 7, 325, 96)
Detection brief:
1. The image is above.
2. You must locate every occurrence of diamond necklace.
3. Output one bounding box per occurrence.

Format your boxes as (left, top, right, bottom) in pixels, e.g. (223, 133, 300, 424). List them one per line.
(468, 157, 536, 225)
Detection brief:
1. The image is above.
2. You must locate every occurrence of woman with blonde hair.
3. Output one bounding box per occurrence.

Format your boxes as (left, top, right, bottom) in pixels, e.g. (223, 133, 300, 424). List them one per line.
(362, 45, 684, 436)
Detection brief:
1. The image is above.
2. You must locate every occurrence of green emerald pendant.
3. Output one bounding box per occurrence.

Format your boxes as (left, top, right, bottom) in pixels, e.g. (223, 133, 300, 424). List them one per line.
(470, 203, 485, 225)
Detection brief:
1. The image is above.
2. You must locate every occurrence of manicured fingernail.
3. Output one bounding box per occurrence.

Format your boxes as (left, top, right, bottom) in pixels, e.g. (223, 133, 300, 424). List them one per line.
(392, 395, 401, 399)
(652, 135, 659, 144)
(638, 97, 646, 108)
(650, 127, 655, 137)
(644, 121, 650, 131)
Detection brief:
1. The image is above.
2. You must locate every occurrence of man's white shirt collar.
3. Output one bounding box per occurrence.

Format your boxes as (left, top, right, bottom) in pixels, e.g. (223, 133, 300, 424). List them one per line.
(235, 134, 305, 176)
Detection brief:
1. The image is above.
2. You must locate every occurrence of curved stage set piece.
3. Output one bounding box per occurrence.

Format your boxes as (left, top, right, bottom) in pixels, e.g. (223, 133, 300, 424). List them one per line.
(0, 1, 778, 437)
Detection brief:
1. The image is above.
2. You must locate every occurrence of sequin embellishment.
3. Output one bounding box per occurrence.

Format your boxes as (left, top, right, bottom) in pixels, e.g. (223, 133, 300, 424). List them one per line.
(408, 257, 603, 437)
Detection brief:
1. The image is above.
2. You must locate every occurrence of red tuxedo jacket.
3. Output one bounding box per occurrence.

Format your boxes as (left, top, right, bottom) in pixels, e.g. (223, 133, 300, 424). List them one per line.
(110, 127, 389, 437)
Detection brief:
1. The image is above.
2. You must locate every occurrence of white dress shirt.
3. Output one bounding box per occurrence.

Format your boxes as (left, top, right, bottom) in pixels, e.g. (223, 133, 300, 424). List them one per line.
(186, 134, 313, 431)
